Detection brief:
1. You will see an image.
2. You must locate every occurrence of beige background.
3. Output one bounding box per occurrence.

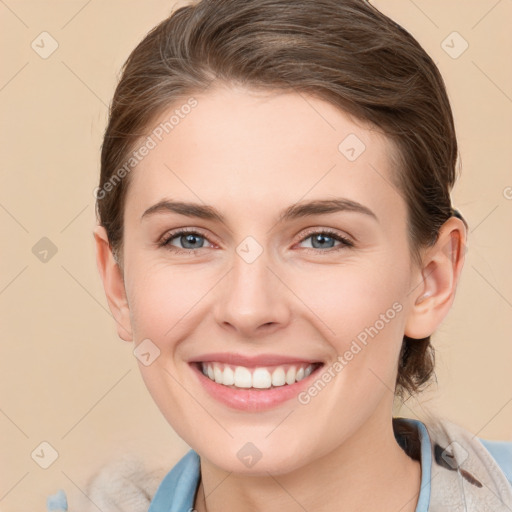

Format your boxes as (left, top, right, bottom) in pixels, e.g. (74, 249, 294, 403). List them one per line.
(0, 0, 511, 510)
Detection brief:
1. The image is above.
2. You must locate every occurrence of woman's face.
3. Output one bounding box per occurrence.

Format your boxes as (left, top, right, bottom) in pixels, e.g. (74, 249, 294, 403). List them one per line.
(119, 85, 423, 474)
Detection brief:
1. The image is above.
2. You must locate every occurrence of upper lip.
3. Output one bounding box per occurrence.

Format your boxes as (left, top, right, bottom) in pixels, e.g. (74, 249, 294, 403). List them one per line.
(188, 352, 324, 368)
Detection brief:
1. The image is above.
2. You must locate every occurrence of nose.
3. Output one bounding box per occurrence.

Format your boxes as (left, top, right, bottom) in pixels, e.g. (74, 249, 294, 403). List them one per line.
(213, 246, 292, 339)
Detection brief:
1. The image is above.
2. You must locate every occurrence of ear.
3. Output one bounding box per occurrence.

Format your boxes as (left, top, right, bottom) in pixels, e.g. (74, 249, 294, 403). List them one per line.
(404, 217, 467, 339)
(93, 225, 133, 342)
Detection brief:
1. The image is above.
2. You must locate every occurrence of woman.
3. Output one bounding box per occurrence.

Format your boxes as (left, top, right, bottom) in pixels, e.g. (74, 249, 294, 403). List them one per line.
(47, 0, 512, 510)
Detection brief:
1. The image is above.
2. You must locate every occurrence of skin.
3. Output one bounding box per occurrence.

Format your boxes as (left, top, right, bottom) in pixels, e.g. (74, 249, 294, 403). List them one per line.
(94, 84, 466, 511)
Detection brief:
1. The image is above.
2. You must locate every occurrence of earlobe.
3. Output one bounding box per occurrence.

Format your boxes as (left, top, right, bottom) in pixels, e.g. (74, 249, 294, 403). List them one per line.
(93, 225, 133, 342)
(404, 217, 467, 340)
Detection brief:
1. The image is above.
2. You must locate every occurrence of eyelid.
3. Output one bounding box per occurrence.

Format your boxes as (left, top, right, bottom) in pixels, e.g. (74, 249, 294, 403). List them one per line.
(159, 226, 355, 254)
(293, 227, 354, 247)
(158, 227, 217, 248)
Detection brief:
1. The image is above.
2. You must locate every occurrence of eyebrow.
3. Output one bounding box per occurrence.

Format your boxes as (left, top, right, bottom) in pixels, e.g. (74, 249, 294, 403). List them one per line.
(140, 198, 378, 224)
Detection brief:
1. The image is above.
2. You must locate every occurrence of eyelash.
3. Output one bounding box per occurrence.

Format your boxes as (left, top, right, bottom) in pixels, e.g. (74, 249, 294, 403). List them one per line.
(158, 227, 355, 256)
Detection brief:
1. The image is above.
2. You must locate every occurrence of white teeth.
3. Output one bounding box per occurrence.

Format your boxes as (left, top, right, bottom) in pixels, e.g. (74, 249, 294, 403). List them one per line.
(213, 364, 223, 384)
(252, 368, 272, 388)
(223, 366, 235, 385)
(200, 362, 318, 389)
(271, 367, 286, 387)
(285, 366, 296, 385)
(234, 366, 252, 388)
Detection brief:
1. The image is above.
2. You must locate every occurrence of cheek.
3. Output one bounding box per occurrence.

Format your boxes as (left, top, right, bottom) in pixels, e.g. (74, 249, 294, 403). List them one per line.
(126, 258, 213, 344)
(124, 260, 213, 433)
(290, 260, 406, 338)
(287, 261, 407, 386)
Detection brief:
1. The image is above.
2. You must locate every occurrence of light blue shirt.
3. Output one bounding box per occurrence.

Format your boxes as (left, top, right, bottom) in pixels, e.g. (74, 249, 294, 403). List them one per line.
(47, 419, 512, 512)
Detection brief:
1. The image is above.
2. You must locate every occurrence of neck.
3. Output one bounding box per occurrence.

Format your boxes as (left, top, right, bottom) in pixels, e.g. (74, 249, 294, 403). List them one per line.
(194, 414, 422, 512)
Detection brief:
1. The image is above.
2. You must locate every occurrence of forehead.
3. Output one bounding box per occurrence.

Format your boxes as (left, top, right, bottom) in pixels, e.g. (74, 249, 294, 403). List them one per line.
(124, 86, 404, 223)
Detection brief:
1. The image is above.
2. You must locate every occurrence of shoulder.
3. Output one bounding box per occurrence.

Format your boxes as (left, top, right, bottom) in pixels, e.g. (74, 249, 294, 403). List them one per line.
(420, 417, 512, 510)
(84, 454, 167, 509)
(421, 415, 512, 489)
(478, 438, 512, 485)
(148, 449, 201, 511)
(46, 454, 170, 512)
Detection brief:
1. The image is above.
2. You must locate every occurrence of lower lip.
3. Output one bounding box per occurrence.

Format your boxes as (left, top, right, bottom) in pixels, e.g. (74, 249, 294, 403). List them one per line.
(190, 363, 323, 412)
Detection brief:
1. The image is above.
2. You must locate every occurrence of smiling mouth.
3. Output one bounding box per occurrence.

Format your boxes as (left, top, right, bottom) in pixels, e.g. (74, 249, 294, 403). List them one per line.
(194, 361, 324, 390)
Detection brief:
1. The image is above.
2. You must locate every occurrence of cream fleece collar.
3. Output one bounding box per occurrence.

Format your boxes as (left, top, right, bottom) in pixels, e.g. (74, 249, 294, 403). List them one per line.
(423, 418, 512, 511)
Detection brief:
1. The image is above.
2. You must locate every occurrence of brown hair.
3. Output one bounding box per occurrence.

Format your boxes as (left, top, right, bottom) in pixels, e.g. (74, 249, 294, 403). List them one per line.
(97, 0, 468, 397)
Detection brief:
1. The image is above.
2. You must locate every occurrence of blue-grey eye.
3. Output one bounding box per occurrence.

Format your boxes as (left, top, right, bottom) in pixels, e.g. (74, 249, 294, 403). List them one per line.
(161, 230, 212, 251)
(310, 233, 337, 249)
(180, 233, 205, 249)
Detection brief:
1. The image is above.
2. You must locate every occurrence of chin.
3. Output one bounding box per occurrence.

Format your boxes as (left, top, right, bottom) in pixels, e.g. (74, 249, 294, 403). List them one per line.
(195, 439, 314, 476)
